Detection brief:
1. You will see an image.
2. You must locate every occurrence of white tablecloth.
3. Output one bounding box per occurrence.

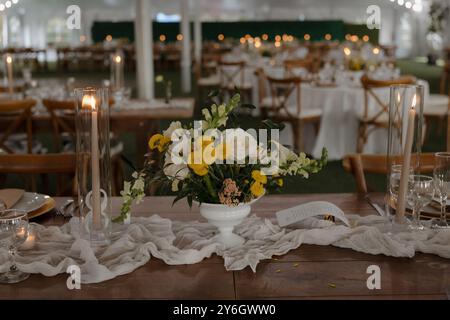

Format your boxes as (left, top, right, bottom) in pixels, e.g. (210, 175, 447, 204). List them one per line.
(252, 73, 430, 160)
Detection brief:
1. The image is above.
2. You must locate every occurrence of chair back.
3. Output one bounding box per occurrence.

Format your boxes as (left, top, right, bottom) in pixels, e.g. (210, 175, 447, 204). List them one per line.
(0, 99, 36, 154)
(440, 63, 450, 96)
(360, 75, 416, 123)
(0, 153, 77, 195)
(266, 75, 302, 119)
(342, 153, 435, 194)
(42, 99, 76, 152)
(284, 58, 313, 76)
(218, 60, 246, 89)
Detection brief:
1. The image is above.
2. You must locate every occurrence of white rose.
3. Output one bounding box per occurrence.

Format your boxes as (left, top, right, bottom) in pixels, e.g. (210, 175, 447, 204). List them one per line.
(163, 148, 189, 181)
(163, 121, 182, 139)
(222, 128, 258, 162)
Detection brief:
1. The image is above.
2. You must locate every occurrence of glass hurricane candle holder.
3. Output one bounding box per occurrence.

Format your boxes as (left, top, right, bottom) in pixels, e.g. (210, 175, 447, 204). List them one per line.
(110, 49, 124, 91)
(385, 84, 424, 226)
(74, 87, 111, 246)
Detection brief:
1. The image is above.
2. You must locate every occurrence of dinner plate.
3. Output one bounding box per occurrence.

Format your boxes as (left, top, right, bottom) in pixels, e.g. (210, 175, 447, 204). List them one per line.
(12, 192, 47, 213)
(27, 196, 55, 220)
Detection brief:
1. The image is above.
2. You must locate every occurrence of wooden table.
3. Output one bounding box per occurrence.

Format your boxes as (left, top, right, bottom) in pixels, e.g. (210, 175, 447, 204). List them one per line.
(1, 193, 449, 300)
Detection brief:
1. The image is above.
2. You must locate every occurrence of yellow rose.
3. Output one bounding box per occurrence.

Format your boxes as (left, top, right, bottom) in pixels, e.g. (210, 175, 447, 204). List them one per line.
(188, 163, 209, 176)
(250, 181, 265, 197)
(148, 134, 170, 152)
(276, 178, 283, 187)
(188, 152, 209, 176)
(251, 170, 267, 184)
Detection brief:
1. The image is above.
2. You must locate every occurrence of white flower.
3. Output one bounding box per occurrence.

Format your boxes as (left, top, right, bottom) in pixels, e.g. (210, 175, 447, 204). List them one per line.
(163, 121, 182, 139)
(270, 140, 297, 166)
(164, 144, 189, 180)
(222, 128, 258, 162)
(133, 178, 145, 191)
(121, 181, 131, 196)
(202, 109, 212, 121)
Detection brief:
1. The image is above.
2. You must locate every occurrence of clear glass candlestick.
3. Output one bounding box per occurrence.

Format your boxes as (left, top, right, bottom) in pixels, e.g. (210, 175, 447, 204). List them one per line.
(432, 152, 450, 229)
(386, 85, 424, 227)
(74, 87, 112, 246)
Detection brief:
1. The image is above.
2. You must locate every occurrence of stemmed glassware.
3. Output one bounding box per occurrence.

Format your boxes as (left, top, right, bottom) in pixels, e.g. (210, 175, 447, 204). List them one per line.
(432, 152, 450, 229)
(407, 175, 435, 230)
(0, 209, 30, 283)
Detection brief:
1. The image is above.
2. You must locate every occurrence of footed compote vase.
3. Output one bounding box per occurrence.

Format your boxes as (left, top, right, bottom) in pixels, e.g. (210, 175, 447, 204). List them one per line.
(197, 197, 261, 249)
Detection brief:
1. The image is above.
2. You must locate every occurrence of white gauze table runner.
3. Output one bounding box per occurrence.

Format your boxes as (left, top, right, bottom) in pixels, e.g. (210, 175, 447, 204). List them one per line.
(0, 214, 449, 284)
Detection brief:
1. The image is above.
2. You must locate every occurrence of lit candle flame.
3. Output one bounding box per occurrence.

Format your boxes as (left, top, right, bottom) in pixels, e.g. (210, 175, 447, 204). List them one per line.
(6, 55, 12, 64)
(115, 55, 121, 64)
(343, 47, 351, 56)
(411, 94, 417, 109)
(82, 94, 96, 111)
(373, 47, 380, 55)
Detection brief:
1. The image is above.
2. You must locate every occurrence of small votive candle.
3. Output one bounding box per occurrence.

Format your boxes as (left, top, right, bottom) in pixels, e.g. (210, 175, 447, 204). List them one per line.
(20, 225, 36, 250)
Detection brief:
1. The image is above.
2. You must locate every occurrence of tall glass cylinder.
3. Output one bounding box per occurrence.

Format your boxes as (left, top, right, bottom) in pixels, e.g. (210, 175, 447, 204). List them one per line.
(386, 85, 424, 224)
(110, 49, 124, 91)
(74, 87, 111, 246)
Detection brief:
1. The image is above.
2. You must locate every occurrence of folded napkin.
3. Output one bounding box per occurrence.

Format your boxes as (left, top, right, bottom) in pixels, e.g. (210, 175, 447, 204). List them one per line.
(0, 189, 25, 209)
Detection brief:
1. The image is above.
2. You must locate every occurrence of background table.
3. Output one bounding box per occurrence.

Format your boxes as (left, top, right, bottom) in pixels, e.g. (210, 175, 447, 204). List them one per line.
(1, 194, 449, 299)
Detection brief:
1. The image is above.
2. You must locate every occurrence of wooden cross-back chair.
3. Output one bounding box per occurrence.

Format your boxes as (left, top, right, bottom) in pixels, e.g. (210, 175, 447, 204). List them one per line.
(357, 75, 416, 153)
(42, 99, 76, 152)
(283, 58, 313, 76)
(0, 153, 77, 196)
(265, 75, 322, 152)
(0, 99, 36, 154)
(218, 60, 252, 101)
(342, 153, 435, 194)
(42, 98, 123, 195)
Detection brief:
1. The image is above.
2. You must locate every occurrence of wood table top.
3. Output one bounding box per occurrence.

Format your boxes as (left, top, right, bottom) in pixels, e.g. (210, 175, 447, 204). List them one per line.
(1, 193, 449, 300)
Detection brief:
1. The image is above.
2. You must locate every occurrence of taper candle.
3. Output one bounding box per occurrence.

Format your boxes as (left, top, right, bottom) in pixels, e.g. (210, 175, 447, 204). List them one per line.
(5, 55, 13, 95)
(396, 94, 417, 223)
(82, 94, 101, 229)
(114, 54, 122, 90)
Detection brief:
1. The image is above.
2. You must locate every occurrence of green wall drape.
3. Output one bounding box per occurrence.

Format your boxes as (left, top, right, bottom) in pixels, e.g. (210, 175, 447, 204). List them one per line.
(91, 20, 378, 44)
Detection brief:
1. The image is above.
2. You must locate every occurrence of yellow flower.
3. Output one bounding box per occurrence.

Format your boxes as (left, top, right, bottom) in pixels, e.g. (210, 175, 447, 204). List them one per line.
(189, 163, 209, 176)
(276, 178, 283, 187)
(188, 152, 209, 176)
(148, 134, 170, 152)
(250, 181, 265, 197)
(251, 170, 267, 184)
(215, 142, 231, 162)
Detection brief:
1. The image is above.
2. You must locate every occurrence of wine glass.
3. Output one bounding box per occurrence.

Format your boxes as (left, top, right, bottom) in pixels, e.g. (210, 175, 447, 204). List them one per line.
(407, 175, 435, 230)
(432, 152, 450, 229)
(388, 164, 414, 223)
(0, 209, 30, 283)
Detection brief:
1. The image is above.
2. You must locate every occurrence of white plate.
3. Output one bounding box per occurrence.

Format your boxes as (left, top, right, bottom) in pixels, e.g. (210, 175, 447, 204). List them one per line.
(12, 192, 47, 213)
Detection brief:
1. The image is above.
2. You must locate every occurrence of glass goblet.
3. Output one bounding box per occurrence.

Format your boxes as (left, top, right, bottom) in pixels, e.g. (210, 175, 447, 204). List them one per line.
(407, 175, 435, 231)
(432, 152, 450, 229)
(0, 209, 30, 283)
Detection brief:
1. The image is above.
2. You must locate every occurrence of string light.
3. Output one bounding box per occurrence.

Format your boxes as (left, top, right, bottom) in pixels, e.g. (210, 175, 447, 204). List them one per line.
(217, 34, 224, 41)
(176, 34, 183, 41)
(159, 34, 166, 42)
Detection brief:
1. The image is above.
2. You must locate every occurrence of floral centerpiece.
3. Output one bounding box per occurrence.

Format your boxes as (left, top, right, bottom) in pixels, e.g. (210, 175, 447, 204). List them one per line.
(115, 93, 327, 246)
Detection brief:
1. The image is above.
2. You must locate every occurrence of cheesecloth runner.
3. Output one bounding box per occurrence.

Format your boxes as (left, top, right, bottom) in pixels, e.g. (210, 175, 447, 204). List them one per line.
(0, 214, 449, 283)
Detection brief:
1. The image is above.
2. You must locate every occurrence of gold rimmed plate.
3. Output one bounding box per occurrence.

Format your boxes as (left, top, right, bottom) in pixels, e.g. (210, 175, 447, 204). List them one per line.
(27, 196, 56, 220)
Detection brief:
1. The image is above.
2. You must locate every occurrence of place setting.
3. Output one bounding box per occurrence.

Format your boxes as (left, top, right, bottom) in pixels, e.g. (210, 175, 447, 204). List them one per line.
(0, 0, 449, 306)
